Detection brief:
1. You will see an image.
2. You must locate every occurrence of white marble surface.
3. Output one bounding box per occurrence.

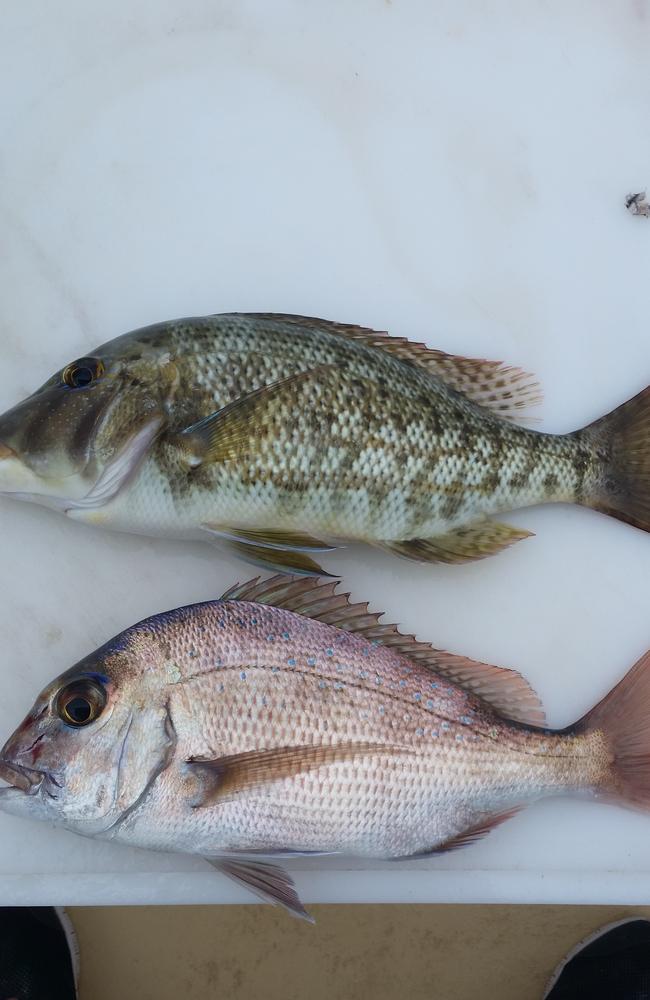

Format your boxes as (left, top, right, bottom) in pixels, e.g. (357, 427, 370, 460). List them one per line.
(1, 0, 650, 905)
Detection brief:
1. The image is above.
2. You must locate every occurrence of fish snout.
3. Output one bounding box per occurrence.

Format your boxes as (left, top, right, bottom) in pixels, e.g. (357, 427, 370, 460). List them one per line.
(0, 758, 41, 792)
(0, 724, 49, 792)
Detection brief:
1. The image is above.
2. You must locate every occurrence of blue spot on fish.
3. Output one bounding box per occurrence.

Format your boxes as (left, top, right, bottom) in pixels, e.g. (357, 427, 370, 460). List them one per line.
(218, 683, 225, 693)
(359, 671, 368, 680)
(334, 681, 344, 690)
(282, 631, 290, 640)
(455, 733, 463, 742)
(426, 699, 434, 710)
(307, 657, 316, 667)
(240, 671, 246, 681)
(414, 692, 422, 702)
(287, 658, 296, 666)
(271, 666, 279, 673)
(399, 680, 407, 688)
(261, 695, 267, 707)
(375, 676, 382, 685)
(416, 727, 424, 736)
(378, 705, 385, 714)
(430, 682, 438, 689)
(189, 649, 198, 659)
(326, 648, 334, 657)
(441, 722, 450, 731)
(460, 715, 473, 725)
(80, 672, 110, 684)
(267, 635, 275, 642)
(319, 680, 327, 689)
(251, 617, 257, 625)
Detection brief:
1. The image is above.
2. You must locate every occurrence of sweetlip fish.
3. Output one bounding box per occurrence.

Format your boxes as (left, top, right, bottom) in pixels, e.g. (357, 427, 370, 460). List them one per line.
(0, 574, 649, 920)
(0, 313, 649, 576)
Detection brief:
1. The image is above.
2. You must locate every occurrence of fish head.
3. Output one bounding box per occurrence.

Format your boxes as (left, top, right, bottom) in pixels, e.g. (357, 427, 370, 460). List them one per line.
(0, 634, 176, 834)
(0, 333, 179, 513)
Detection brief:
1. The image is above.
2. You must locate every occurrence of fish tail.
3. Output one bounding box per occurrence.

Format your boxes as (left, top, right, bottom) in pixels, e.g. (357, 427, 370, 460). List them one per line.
(577, 385, 650, 532)
(571, 649, 650, 809)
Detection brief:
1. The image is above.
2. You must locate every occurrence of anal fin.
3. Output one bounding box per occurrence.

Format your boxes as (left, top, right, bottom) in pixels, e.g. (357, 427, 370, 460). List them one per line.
(394, 808, 522, 860)
(207, 857, 313, 922)
(378, 520, 532, 565)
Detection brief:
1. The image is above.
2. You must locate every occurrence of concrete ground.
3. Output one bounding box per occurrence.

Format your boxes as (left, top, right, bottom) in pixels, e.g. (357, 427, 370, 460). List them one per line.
(67, 904, 650, 999)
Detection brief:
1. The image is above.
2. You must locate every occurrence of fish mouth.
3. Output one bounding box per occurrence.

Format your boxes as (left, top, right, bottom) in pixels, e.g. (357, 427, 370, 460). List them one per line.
(0, 758, 50, 794)
(0, 415, 163, 513)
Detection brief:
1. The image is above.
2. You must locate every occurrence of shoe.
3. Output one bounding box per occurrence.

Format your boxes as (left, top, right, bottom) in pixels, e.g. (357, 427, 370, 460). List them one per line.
(544, 917, 650, 999)
(0, 907, 78, 999)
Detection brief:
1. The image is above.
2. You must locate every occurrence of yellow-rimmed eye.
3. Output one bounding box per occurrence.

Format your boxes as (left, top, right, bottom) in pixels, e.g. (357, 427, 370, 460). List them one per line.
(55, 678, 107, 727)
(62, 358, 104, 389)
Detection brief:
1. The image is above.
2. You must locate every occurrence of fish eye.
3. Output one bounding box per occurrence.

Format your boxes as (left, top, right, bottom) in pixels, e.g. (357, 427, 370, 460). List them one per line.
(62, 357, 104, 389)
(55, 678, 107, 728)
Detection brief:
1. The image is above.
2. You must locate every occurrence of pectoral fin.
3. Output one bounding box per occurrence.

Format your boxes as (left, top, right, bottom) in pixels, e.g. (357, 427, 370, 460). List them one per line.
(378, 520, 532, 564)
(187, 741, 410, 806)
(206, 857, 313, 922)
(173, 365, 337, 468)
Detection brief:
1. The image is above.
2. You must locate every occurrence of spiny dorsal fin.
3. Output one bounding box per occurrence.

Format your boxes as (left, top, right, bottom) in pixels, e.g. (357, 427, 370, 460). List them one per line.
(221, 576, 545, 726)
(244, 313, 542, 422)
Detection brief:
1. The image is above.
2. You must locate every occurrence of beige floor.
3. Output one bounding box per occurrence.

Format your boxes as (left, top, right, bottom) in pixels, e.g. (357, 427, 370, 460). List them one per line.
(68, 903, 650, 999)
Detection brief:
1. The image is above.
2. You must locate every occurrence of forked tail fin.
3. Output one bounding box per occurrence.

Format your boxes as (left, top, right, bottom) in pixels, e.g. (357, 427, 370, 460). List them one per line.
(579, 386, 650, 532)
(572, 650, 650, 809)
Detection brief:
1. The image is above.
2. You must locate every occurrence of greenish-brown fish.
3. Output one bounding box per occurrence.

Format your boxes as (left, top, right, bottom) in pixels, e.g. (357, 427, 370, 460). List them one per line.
(1, 574, 649, 920)
(0, 312, 648, 574)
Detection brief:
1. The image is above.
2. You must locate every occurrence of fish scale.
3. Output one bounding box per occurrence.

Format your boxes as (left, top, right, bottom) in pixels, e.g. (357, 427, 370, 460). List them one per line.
(0, 574, 647, 919)
(1, 312, 648, 574)
(83, 603, 599, 847)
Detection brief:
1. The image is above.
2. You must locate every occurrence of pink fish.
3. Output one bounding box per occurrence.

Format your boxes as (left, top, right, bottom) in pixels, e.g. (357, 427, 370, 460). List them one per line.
(0, 575, 648, 920)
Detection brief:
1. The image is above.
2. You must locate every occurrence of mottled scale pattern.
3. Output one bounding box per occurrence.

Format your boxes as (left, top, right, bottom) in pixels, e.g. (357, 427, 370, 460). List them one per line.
(109, 599, 610, 859)
(96, 314, 599, 544)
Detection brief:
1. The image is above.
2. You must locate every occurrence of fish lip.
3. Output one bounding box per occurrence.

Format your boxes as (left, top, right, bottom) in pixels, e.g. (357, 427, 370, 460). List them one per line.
(0, 442, 17, 461)
(0, 757, 47, 794)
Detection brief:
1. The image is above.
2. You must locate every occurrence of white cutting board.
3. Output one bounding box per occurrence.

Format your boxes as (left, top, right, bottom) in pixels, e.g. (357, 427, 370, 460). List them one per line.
(0, 0, 650, 906)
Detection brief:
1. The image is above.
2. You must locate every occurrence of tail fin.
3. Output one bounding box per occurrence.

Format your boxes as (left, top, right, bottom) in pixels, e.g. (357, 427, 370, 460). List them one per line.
(580, 386, 650, 532)
(573, 650, 650, 809)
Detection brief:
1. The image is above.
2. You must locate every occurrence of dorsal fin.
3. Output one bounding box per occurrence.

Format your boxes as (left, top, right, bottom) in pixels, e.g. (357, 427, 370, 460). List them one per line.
(243, 313, 542, 422)
(221, 576, 545, 726)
